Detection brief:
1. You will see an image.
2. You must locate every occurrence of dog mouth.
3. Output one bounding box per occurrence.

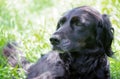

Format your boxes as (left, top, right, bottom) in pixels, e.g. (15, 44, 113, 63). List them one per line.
(52, 39, 72, 52)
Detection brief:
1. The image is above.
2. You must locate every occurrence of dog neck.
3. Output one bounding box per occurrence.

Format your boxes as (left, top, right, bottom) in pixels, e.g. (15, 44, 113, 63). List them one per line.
(70, 47, 105, 57)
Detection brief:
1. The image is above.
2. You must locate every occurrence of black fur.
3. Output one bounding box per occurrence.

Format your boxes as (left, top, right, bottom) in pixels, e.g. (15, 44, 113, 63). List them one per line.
(27, 6, 114, 79)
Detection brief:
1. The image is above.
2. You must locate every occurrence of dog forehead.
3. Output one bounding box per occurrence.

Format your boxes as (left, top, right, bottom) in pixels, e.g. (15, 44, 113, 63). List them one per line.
(62, 10, 95, 25)
(63, 7, 102, 21)
(62, 9, 86, 18)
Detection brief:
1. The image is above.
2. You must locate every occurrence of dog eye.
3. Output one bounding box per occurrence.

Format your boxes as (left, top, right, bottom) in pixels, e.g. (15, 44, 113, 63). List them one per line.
(59, 17, 66, 25)
(57, 17, 66, 29)
(74, 22, 82, 26)
(71, 17, 82, 26)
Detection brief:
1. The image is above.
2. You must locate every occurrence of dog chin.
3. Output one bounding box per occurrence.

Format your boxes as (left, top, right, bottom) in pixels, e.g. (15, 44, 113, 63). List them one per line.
(52, 46, 71, 53)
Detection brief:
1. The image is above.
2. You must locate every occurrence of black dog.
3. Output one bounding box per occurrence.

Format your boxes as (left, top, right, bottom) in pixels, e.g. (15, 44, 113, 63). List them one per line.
(27, 6, 114, 79)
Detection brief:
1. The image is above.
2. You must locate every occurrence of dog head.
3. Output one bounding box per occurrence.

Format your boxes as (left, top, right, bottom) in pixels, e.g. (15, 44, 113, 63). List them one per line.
(50, 6, 114, 56)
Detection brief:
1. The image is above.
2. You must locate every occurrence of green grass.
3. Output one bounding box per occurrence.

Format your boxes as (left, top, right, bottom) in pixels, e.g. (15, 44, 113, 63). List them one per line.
(0, 0, 120, 79)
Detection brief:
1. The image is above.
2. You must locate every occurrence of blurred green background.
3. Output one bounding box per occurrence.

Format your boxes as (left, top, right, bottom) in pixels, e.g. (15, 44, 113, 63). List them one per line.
(0, 0, 120, 79)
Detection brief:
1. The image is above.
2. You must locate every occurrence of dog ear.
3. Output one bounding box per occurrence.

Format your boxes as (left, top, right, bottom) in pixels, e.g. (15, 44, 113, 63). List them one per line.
(96, 14, 114, 57)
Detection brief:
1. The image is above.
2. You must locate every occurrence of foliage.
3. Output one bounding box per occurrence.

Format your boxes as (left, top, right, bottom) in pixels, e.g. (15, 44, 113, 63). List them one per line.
(0, 0, 120, 79)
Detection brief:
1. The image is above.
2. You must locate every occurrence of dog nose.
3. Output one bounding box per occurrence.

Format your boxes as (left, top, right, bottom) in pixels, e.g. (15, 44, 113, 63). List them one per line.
(50, 35, 60, 45)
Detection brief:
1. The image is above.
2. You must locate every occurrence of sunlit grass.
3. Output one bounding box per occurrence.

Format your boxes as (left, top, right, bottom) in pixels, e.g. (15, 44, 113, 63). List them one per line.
(0, 0, 120, 79)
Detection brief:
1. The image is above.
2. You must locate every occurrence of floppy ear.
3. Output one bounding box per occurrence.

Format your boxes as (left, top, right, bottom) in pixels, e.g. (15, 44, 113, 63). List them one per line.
(96, 14, 114, 57)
